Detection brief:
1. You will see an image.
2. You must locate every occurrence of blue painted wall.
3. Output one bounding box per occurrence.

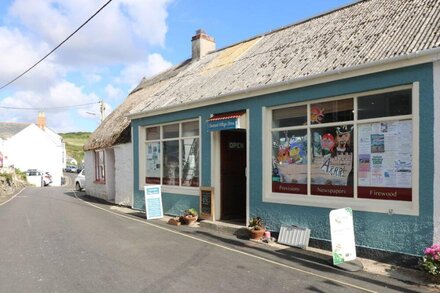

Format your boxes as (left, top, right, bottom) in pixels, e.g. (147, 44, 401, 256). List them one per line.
(132, 63, 434, 256)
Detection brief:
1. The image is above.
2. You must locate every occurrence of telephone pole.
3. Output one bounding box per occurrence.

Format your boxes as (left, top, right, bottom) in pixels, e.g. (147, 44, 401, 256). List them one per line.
(99, 99, 105, 122)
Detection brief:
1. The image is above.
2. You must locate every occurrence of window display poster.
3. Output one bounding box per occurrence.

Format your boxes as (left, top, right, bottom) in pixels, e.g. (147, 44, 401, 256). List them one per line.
(357, 120, 412, 201)
(145, 142, 160, 184)
(272, 132, 308, 194)
(311, 125, 354, 197)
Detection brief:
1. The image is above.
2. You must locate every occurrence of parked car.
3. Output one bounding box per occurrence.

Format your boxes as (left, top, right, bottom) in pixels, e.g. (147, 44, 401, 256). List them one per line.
(75, 169, 85, 191)
(42, 172, 53, 186)
(26, 169, 52, 186)
(65, 166, 78, 173)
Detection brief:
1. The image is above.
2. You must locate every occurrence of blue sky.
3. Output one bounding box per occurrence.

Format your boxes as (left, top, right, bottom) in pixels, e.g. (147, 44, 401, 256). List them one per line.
(0, 0, 354, 133)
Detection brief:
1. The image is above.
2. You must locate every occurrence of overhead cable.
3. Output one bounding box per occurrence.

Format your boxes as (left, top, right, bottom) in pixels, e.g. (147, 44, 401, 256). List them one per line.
(0, 0, 113, 91)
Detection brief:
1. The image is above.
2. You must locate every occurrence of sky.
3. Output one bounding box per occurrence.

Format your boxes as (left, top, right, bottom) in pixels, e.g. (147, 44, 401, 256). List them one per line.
(0, 0, 355, 133)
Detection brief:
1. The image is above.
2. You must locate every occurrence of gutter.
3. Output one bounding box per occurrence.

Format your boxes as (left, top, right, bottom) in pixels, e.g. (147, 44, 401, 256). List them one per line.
(127, 47, 440, 120)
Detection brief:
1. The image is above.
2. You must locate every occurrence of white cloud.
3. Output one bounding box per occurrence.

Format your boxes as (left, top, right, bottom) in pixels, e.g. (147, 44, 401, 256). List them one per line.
(105, 84, 124, 101)
(118, 53, 172, 88)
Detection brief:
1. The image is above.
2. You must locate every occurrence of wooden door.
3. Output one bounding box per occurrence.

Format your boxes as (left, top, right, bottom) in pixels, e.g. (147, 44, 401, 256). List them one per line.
(220, 130, 246, 220)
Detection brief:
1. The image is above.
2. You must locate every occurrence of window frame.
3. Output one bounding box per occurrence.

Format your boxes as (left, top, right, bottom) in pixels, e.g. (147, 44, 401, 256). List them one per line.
(263, 83, 419, 215)
(139, 118, 201, 195)
(94, 150, 105, 183)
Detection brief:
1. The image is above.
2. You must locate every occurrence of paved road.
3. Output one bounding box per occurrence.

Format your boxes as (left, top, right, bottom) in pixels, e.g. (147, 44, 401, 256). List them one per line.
(0, 184, 431, 293)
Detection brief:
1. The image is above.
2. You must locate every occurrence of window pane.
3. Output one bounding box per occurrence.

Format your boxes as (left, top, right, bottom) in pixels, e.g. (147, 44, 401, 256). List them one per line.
(181, 138, 199, 187)
(272, 130, 308, 194)
(163, 140, 179, 185)
(310, 99, 353, 124)
(146, 126, 160, 140)
(358, 90, 411, 120)
(357, 120, 412, 201)
(182, 121, 199, 137)
(163, 124, 179, 139)
(272, 105, 307, 128)
(145, 142, 161, 184)
(311, 125, 354, 197)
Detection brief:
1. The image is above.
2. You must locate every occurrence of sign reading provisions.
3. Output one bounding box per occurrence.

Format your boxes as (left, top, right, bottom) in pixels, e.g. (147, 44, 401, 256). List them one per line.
(144, 185, 163, 220)
(329, 207, 356, 265)
(199, 187, 214, 221)
(207, 111, 246, 132)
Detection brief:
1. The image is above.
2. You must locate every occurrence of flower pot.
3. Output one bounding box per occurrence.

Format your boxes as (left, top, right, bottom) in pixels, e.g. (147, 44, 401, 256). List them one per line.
(183, 215, 198, 226)
(249, 228, 266, 240)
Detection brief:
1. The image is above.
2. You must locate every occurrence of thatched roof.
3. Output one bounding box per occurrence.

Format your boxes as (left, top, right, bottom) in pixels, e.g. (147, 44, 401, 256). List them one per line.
(85, 0, 440, 151)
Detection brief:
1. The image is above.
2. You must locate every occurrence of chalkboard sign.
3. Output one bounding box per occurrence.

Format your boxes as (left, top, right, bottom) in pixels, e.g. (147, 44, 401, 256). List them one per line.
(200, 187, 214, 221)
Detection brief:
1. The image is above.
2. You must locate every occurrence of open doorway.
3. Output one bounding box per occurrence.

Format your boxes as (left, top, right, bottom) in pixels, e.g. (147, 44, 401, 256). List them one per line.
(220, 129, 246, 224)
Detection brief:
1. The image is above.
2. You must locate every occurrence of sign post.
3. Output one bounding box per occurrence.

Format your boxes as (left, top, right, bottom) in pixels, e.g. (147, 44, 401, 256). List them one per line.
(144, 185, 163, 220)
(329, 207, 362, 270)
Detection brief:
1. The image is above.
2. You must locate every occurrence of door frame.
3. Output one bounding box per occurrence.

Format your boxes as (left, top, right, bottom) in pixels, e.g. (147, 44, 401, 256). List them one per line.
(211, 110, 249, 223)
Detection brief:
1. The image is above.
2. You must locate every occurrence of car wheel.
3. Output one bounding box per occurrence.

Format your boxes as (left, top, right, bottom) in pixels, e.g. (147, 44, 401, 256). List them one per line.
(75, 182, 82, 191)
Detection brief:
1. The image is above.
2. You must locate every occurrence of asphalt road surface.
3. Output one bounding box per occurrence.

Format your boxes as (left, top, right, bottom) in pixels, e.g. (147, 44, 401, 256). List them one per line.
(0, 182, 431, 293)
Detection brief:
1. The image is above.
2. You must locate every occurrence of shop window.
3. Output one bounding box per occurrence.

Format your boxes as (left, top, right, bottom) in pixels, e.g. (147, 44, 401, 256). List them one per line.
(95, 150, 105, 183)
(267, 85, 416, 214)
(144, 120, 200, 188)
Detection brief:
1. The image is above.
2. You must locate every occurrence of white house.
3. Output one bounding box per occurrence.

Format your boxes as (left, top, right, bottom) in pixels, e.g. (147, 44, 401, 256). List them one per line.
(0, 113, 66, 186)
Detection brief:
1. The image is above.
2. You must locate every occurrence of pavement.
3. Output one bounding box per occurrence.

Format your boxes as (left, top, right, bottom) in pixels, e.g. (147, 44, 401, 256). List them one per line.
(2, 184, 439, 292)
(102, 203, 439, 292)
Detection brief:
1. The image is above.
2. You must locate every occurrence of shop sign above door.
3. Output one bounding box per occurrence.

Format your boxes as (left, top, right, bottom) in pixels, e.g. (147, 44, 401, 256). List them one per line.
(207, 111, 247, 131)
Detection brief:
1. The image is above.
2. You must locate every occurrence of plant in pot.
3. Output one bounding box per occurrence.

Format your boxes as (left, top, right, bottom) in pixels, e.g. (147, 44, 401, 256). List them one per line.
(248, 216, 266, 240)
(183, 208, 198, 226)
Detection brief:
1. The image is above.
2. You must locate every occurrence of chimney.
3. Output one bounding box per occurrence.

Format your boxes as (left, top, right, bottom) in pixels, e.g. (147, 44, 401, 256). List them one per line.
(191, 29, 216, 60)
(37, 112, 46, 129)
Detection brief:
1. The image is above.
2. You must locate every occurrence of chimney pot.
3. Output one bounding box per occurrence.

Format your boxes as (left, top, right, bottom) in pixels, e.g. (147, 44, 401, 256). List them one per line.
(191, 29, 216, 60)
(37, 112, 46, 129)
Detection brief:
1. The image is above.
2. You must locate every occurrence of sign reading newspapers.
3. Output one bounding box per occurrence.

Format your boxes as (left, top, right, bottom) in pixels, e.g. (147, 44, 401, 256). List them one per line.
(144, 185, 163, 220)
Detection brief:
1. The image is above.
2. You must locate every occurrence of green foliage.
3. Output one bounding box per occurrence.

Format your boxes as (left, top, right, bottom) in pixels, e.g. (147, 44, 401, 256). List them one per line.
(59, 132, 91, 166)
(248, 217, 264, 230)
(14, 168, 27, 180)
(184, 208, 198, 217)
(0, 172, 12, 184)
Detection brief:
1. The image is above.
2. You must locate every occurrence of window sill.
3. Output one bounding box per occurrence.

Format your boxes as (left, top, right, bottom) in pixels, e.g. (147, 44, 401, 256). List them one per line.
(263, 192, 419, 216)
(140, 185, 199, 196)
(94, 180, 106, 185)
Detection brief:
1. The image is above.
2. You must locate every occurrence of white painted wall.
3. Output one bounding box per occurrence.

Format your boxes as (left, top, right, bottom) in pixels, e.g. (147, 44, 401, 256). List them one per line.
(114, 143, 133, 207)
(4, 125, 65, 186)
(84, 151, 107, 200)
(434, 60, 440, 244)
(105, 148, 115, 202)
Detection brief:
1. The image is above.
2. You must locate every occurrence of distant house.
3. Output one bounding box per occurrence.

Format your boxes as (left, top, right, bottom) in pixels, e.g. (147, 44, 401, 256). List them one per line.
(0, 112, 66, 186)
(87, 0, 440, 259)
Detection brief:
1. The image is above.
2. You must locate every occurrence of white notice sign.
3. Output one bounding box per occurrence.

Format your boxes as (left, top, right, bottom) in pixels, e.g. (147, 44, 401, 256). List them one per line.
(329, 207, 356, 265)
(144, 185, 163, 220)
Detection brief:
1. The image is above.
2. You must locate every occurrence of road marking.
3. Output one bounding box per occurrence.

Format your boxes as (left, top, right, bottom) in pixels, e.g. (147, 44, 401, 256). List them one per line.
(0, 188, 25, 207)
(73, 191, 377, 293)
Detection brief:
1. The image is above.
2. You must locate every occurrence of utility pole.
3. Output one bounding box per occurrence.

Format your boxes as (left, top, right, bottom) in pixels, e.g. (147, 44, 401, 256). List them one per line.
(99, 99, 105, 122)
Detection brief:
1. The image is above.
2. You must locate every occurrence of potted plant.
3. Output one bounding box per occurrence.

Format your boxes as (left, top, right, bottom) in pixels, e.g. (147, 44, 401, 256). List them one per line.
(248, 216, 266, 240)
(183, 208, 198, 226)
(421, 243, 440, 283)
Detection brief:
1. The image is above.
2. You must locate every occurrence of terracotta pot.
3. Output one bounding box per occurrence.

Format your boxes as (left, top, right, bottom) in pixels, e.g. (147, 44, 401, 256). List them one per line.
(183, 215, 198, 226)
(249, 228, 266, 240)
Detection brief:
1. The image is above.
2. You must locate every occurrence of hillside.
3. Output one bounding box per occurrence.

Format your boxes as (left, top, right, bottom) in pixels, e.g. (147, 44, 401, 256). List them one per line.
(60, 132, 91, 166)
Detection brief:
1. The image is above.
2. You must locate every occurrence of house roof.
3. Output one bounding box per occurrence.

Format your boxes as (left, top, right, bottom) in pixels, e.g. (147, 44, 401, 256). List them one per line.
(84, 0, 440, 151)
(0, 123, 31, 140)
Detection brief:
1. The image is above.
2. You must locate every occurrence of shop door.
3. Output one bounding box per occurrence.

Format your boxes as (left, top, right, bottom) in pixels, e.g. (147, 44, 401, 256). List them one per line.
(220, 130, 246, 221)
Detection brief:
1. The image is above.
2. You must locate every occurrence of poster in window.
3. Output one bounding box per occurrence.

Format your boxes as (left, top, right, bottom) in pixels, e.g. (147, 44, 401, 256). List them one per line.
(146, 142, 161, 184)
(311, 125, 354, 197)
(272, 130, 308, 194)
(357, 120, 412, 201)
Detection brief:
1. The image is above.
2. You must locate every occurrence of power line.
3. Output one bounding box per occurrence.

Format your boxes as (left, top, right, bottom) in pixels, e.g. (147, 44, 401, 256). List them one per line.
(0, 101, 100, 111)
(0, 0, 113, 91)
